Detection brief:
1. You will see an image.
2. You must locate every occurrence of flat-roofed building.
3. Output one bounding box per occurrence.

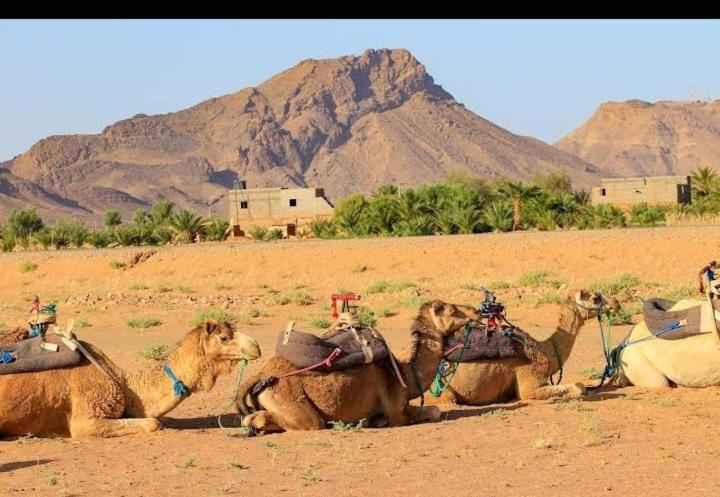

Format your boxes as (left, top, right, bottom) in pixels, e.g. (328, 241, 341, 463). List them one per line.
(591, 176, 691, 208)
(228, 183, 334, 237)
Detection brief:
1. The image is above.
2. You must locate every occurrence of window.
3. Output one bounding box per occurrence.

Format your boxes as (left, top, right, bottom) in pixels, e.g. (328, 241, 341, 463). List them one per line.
(240, 201, 248, 209)
(600, 188, 606, 196)
(289, 199, 297, 207)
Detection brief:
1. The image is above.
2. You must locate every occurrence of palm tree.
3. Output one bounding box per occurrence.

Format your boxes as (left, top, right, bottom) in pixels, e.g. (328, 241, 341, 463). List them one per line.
(572, 189, 591, 205)
(483, 201, 513, 232)
(168, 210, 208, 244)
(497, 181, 541, 230)
(691, 167, 719, 198)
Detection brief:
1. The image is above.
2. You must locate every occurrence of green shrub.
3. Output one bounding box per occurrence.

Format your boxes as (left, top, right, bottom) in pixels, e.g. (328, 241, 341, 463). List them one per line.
(309, 317, 332, 329)
(266, 228, 284, 241)
(630, 203, 666, 227)
(156, 284, 171, 293)
(19, 261, 37, 273)
(606, 308, 634, 325)
(355, 306, 377, 328)
(519, 271, 553, 286)
(176, 286, 194, 294)
(310, 219, 338, 239)
(33, 228, 53, 249)
(1, 235, 15, 252)
(129, 283, 149, 291)
(104, 210, 122, 227)
(590, 273, 645, 299)
(248, 226, 268, 241)
(87, 230, 111, 249)
(376, 307, 396, 317)
(366, 280, 390, 294)
(109, 259, 125, 270)
(488, 281, 511, 290)
(192, 310, 236, 327)
(138, 343, 170, 361)
(205, 218, 230, 241)
(127, 317, 162, 329)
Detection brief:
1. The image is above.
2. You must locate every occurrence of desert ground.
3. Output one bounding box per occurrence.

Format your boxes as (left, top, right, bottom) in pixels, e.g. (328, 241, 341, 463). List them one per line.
(2, 227, 720, 496)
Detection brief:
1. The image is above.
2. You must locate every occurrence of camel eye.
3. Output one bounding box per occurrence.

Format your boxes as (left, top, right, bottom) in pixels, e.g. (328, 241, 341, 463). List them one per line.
(220, 336, 229, 342)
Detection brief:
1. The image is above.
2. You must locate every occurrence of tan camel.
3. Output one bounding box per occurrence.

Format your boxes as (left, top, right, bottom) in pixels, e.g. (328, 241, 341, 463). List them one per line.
(615, 298, 720, 388)
(431, 290, 619, 405)
(236, 300, 480, 433)
(0, 320, 260, 438)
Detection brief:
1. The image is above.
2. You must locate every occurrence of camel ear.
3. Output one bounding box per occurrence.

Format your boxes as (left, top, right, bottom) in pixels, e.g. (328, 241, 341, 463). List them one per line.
(204, 319, 219, 334)
(431, 301, 446, 316)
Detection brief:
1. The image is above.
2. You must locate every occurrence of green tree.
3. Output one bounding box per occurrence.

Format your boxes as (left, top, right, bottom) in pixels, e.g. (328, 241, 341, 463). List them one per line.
(532, 171, 573, 194)
(150, 201, 174, 225)
(205, 218, 230, 241)
(168, 209, 207, 243)
(7, 208, 44, 245)
(104, 210, 122, 228)
(497, 181, 542, 231)
(691, 166, 719, 198)
(373, 184, 398, 197)
(334, 193, 369, 236)
(483, 201, 513, 232)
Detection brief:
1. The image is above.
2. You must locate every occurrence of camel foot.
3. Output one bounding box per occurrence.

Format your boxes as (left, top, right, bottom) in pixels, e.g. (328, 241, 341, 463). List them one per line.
(70, 417, 161, 438)
(567, 382, 586, 398)
(402, 405, 442, 425)
(242, 411, 284, 433)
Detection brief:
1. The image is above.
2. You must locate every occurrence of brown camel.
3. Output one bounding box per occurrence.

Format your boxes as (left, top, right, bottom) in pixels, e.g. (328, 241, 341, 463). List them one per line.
(0, 319, 260, 438)
(236, 300, 480, 433)
(431, 290, 619, 405)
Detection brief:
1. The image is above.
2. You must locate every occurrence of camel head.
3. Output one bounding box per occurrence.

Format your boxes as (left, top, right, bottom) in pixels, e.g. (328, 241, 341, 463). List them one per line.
(199, 319, 261, 362)
(419, 300, 481, 337)
(570, 289, 621, 319)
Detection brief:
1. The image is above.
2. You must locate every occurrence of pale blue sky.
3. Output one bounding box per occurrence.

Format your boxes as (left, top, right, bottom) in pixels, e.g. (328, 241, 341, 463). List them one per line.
(1, 19, 719, 160)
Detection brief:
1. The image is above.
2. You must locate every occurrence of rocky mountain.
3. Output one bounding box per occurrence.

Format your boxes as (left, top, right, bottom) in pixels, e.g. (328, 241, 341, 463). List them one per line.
(2, 48, 607, 221)
(556, 99, 720, 177)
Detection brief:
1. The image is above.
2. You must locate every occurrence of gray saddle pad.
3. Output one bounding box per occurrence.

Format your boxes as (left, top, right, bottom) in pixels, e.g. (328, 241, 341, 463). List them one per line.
(276, 325, 389, 371)
(0, 335, 82, 374)
(445, 323, 520, 362)
(642, 298, 720, 340)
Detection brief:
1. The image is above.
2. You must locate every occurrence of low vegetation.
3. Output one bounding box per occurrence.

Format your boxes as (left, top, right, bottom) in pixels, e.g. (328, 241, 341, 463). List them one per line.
(127, 317, 162, 329)
(192, 310, 236, 327)
(138, 343, 170, 361)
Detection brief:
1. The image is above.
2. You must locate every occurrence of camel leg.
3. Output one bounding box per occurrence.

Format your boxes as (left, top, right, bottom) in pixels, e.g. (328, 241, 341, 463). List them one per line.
(619, 346, 670, 388)
(247, 390, 326, 432)
(69, 417, 161, 438)
(389, 405, 441, 426)
(242, 410, 284, 433)
(527, 383, 586, 400)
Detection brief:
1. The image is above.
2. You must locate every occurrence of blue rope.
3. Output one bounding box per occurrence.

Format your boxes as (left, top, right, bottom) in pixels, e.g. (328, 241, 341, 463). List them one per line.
(29, 324, 43, 337)
(163, 364, 190, 397)
(589, 319, 683, 390)
(1, 352, 15, 364)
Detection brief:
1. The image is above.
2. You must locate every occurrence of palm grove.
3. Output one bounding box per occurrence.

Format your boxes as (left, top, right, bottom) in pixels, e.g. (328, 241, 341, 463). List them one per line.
(0, 168, 718, 251)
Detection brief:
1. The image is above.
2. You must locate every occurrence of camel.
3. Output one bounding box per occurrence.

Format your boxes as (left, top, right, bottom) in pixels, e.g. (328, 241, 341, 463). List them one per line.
(0, 319, 260, 438)
(614, 298, 720, 388)
(236, 300, 480, 433)
(430, 290, 620, 405)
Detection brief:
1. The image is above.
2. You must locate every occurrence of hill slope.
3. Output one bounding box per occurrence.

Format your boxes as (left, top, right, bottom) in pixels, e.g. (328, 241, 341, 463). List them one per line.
(4, 48, 606, 221)
(556, 99, 720, 177)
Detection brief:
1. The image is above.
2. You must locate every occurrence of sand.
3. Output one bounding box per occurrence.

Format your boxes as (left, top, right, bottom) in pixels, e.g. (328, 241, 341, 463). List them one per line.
(2, 226, 720, 496)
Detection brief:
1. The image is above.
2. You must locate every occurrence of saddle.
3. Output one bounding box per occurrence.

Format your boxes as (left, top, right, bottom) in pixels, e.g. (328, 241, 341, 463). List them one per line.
(0, 334, 82, 374)
(642, 298, 720, 340)
(275, 320, 390, 372)
(444, 321, 523, 362)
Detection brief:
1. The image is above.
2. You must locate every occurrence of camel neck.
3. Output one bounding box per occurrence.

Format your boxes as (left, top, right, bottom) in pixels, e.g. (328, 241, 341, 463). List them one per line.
(398, 321, 445, 400)
(122, 332, 216, 418)
(540, 303, 588, 375)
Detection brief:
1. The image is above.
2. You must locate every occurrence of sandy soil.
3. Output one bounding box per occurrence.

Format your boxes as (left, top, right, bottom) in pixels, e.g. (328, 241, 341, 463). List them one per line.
(2, 226, 720, 496)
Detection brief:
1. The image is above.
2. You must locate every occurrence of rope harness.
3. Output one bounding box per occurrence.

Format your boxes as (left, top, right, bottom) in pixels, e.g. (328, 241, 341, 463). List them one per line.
(216, 359, 248, 429)
(428, 323, 472, 398)
(162, 364, 190, 398)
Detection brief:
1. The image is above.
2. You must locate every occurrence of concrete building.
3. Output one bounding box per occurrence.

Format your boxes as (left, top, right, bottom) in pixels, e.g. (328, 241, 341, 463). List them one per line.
(228, 183, 335, 237)
(591, 176, 691, 208)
